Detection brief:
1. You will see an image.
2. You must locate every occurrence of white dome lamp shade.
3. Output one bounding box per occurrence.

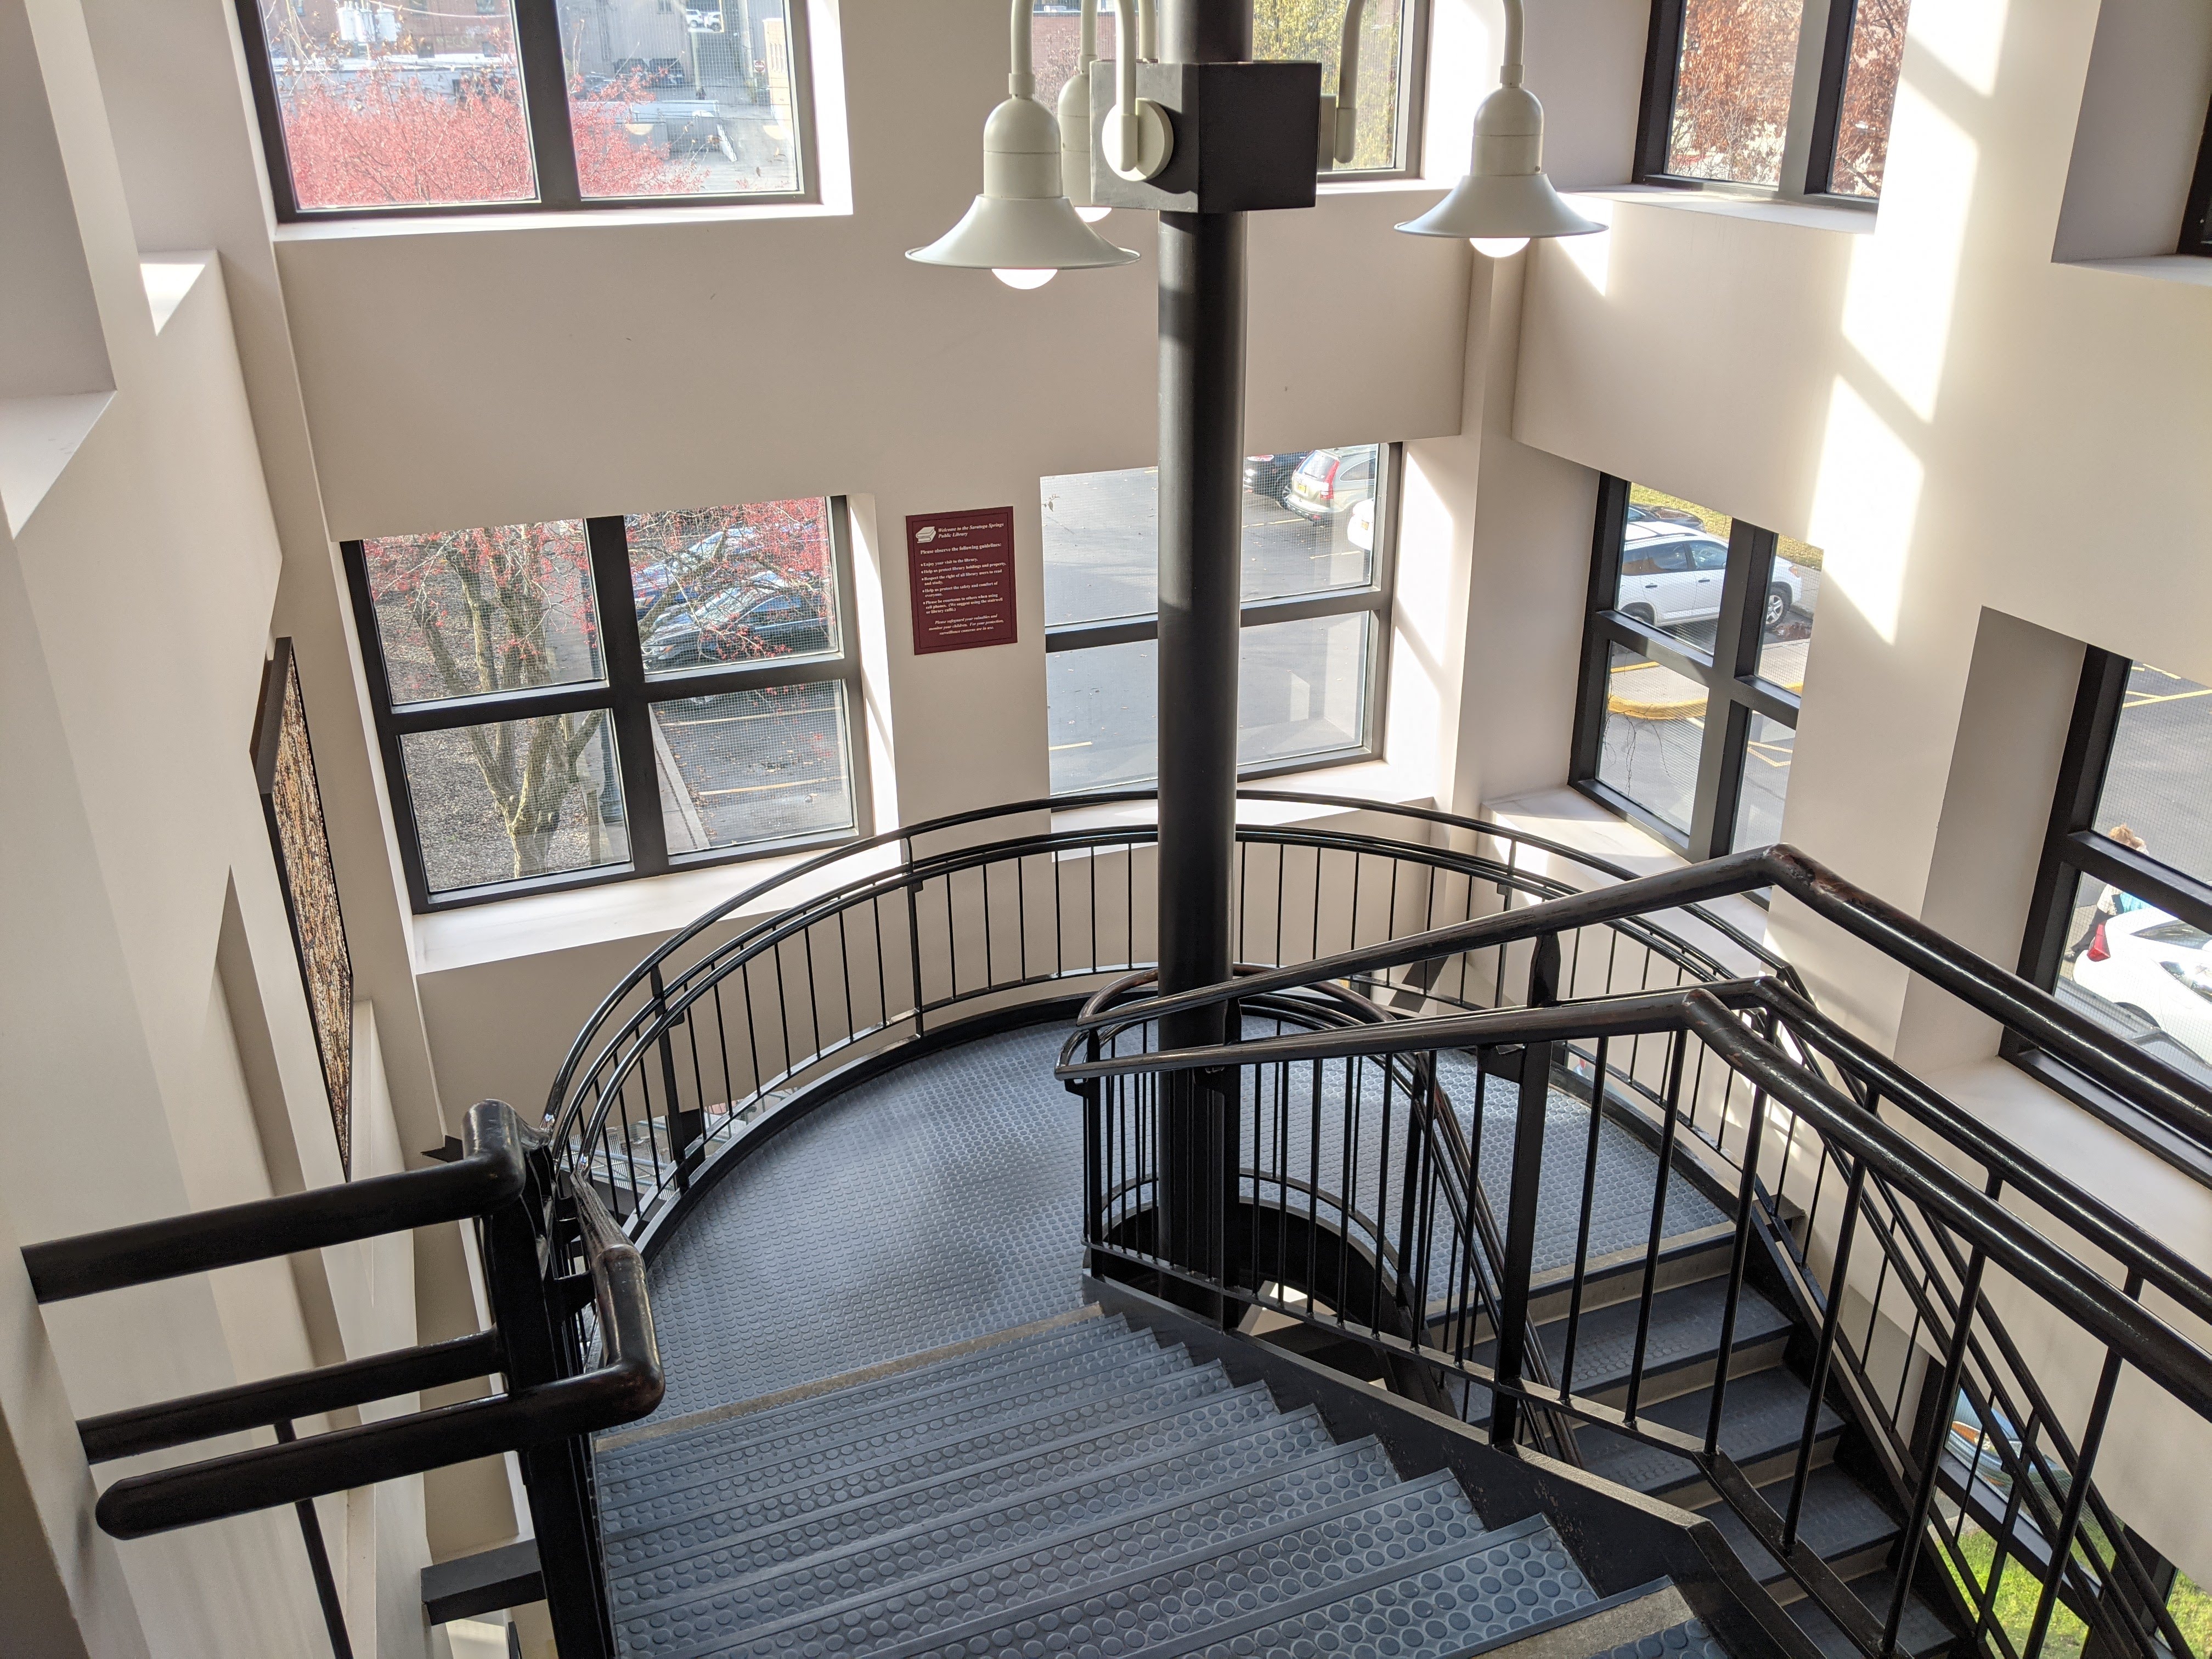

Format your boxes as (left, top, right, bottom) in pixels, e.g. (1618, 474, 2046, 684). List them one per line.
(909, 0, 1138, 288)
(1395, 0, 1600, 257)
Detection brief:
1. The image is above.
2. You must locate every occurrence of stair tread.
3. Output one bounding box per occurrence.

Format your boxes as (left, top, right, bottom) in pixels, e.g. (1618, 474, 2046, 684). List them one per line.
(688, 1449, 1420, 1659)
(600, 1316, 1133, 1475)
(1582, 1616, 1730, 1659)
(603, 1355, 1221, 1534)
(696, 1478, 1524, 1659)
(1787, 1566, 1959, 1659)
(1575, 1369, 1844, 1496)
(610, 1403, 1345, 1620)
(1697, 1466, 1901, 1583)
(601, 1331, 1173, 1499)
(1536, 1278, 1793, 1390)
(605, 1380, 1289, 1586)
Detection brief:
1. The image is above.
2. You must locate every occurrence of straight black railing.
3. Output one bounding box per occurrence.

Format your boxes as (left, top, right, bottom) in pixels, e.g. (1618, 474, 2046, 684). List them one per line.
(20, 1098, 661, 1659)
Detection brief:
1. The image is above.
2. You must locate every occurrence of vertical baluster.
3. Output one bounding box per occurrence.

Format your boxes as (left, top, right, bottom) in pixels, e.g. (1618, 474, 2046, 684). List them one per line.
(1883, 1239, 1989, 1657)
(1704, 1079, 1770, 1457)
(1556, 1036, 1610, 1403)
(1784, 1156, 1868, 1553)
(1623, 1031, 1689, 1425)
(2021, 1279, 2135, 1659)
(1492, 1036, 1551, 1448)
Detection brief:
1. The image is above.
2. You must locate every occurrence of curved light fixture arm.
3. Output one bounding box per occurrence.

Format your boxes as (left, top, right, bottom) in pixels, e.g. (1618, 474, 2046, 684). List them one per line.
(1008, 0, 1035, 96)
(1500, 0, 1525, 85)
(1333, 0, 1368, 165)
(1138, 0, 1158, 60)
(1099, 0, 1171, 179)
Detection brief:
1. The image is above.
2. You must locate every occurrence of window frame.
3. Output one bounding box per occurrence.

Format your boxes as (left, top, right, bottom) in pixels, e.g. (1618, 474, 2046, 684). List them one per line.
(1634, 0, 1891, 206)
(343, 496, 869, 912)
(1316, 0, 1433, 184)
(1569, 474, 1803, 861)
(2010, 647, 2212, 1170)
(2181, 89, 2212, 256)
(233, 0, 821, 224)
(1042, 444, 1403, 792)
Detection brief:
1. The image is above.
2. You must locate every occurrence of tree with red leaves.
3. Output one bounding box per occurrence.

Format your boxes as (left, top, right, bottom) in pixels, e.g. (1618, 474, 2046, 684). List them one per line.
(1827, 0, 1907, 197)
(1667, 0, 1803, 187)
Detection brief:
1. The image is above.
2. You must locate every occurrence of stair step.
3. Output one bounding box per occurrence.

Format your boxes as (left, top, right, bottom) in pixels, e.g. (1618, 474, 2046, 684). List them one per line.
(604, 1380, 1288, 1587)
(713, 1472, 1504, 1659)
(1786, 1566, 1960, 1659)
(1697, 1466, 1901, 1585)
(600, 1329, 1171, 1500)
(1574, 1368, 1844, 1497)
(599, 1314, 1131, 1477)
(698, 1443, 1410, 1659)
(602, 1351, 1216, 1534)
(1582, 1616, 1730, 1659)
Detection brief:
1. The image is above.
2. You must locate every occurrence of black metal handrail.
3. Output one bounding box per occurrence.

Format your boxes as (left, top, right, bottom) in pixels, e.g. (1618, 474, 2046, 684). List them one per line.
(24, 1099, 659, 1659)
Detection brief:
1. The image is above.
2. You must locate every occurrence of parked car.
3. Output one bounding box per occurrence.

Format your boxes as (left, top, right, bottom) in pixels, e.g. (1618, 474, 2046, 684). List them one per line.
(1288, 447, 1375, 523)
(1243, 452, 1311, 505)
(633, 523, 767, 612)
(2073, 907, 2212, 1066)
(1615, 523, 1805, 631)
(1347, 496, 1374, 554)
(642, 572, 831, 669)
(1626, 499, 1704, 528)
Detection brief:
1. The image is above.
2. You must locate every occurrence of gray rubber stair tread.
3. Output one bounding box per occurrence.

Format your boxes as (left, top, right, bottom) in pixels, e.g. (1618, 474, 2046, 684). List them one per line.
(606, 1380, 1289, 1584)
(601, 1331, 1176, 1500)
(603, 1353, 1218, 1533)
(601, 1317, 1137, 1477)
(1574, 1370, 1844, 1495)
(1697, 1466, 1900, 1583)
(720, 1470, 1498, 1659)
(659, 1442, 1408, 1659)
(616, 1431, 1390, 1645)
(609, 1401, 1343, 1623)
(1583, 1616, 1730, 1659)
(1786, 1567, 1957, 1659)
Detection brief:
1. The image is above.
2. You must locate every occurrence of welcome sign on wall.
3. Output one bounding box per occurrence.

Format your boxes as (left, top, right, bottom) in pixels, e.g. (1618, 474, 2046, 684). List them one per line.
(906, 507, 1018, 654)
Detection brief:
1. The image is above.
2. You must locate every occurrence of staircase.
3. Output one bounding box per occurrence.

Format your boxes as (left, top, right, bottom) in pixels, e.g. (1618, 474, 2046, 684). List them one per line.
(594, 1306, 1719, 1659)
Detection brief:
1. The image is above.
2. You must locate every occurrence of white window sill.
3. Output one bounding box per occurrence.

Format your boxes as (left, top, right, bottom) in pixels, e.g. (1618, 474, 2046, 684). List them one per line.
(1581, 186, 1877, 236)
(1049, 757, 1441, 839)
(0, 392, 114, 539)
(2057, 253, 2212, 290)
(274, 198, 850, 244)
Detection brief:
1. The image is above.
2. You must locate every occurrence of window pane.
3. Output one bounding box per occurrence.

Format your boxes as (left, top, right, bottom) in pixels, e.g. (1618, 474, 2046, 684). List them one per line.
(628, 499, 837, 678)
(2093, 663, 2212, 889)
(1734, 712, 1795, 849)
(1667, 0, 1806, 187)
(1256, 0, 1408, 171)
(555, 0, 803, 199)
(400, 714, 629, 893)
(1048, 612, 1375, 792)
(1757, 535, 1821, 689)
(653, 684, 854, 854)
(1826, 0, 1909, 198)
(253, 1, 536, 211)
(1616, 484, 1734, 649)
(2056, 869, 2212, 1089)
(1049, 637, 1158, 794)
(1238, 612, 1372, 769)
(1597, 643, 1708, 837)
(361, 521, 602, 706)
(1043, 449, 1380, 627)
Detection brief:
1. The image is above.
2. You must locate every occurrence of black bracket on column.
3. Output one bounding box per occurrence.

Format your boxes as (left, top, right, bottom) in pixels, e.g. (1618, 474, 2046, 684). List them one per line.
(1087, 60, 1322, 213)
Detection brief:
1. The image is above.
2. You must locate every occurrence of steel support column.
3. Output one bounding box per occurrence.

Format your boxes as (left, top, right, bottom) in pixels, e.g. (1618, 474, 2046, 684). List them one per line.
(1154, 1, 1252, 1302)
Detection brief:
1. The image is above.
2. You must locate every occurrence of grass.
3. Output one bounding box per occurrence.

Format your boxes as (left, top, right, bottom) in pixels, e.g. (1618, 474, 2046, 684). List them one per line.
(1627, 483, 1825, 571)
(1942, 1526, 2212, 1659)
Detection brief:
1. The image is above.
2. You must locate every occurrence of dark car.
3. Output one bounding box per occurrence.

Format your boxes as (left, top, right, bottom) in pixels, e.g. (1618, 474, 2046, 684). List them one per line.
(642, 573, 832, 669)
(1626, 500, 1703, 528)
(1243, 452, 1311, 505)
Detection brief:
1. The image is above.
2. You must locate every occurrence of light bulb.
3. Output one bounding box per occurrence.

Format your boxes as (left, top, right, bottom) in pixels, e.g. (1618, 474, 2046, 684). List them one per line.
(992, 267, 1058, 290)
(1470, 236, 1530, 258)
(1075, 205, 1111, 224)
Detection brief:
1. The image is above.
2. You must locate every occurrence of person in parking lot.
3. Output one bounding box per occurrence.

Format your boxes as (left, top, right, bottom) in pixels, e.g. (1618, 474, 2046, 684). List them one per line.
(2066, 824, 2152, 962)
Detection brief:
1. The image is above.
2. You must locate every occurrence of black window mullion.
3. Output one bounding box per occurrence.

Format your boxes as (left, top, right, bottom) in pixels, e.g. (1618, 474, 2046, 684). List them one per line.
(1716, 521, 1774, 684)
(1802, 0, 1860, 196)
(1688, 699, 1752, 859)
(586, 515, 668, 876)
(512, 0, 582, 209)
(1634, 0, 1690, 184)
(340, 540, 434, 911)
(386, 681, 619, 735)
(2017, 648, 2131, 987)
(1571, 476, 1633, 782)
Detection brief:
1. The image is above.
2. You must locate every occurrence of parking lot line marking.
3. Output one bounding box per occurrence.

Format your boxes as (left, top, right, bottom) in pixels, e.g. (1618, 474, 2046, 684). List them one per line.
(1049, 742, 1093, 753)
(696, 775, 839, 798)
(2122, 687, 2212, 709)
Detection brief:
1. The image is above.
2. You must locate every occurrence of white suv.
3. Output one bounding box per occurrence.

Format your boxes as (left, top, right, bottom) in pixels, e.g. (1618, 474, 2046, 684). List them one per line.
(1616, 524, 1805, 631)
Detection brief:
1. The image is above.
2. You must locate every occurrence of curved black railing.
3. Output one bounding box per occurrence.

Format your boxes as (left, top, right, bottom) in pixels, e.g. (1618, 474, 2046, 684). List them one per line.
(541, 788, 1793, 1245)
(1058, 847, 2212, 1659)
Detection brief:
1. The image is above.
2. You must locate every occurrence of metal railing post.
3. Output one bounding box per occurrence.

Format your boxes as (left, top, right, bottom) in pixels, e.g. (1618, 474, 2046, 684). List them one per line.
(652, 966, 701, 1192)
(1492, 1039, 1551, 1447)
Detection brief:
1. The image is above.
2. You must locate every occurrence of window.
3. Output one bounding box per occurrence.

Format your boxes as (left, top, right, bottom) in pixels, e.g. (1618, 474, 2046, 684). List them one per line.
(1570, 477, 1819, 860)
(344, 497, 865, 909)
(236, 0, 815, 219)
(2018, 651, 2212, 1124)
(1636, 0, 1909, 198)
(1043, 446, 1397, 794)
(1026, 0, 1427, 176)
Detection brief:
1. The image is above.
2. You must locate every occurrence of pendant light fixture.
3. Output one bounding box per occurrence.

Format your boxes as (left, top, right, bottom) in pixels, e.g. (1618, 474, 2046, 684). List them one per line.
(907, 0, 1139, 288)
(1393, 0, 1600, 256)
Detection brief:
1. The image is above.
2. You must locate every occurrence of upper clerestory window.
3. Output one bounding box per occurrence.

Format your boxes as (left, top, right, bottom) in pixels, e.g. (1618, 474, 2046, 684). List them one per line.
(236, 0, 817, 220)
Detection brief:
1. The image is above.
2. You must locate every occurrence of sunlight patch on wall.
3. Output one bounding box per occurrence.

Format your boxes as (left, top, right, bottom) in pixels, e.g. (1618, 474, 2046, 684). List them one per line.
(1807, 378, 1923, 645)
(1840, 81, 1977, 423)
(1549, 200, 1614, 297)
(1912, 0, 2008, 97)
